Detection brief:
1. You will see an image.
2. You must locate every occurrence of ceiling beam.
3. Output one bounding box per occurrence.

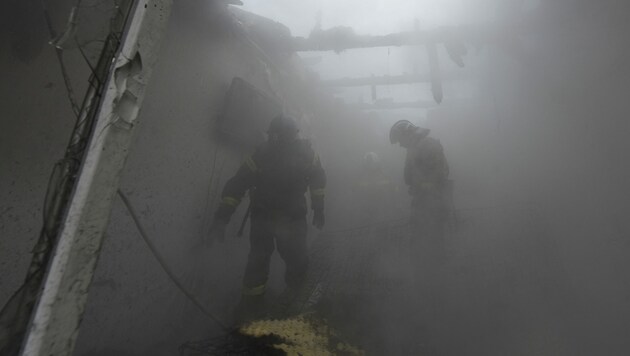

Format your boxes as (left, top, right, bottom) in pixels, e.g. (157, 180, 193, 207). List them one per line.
(291, 25, 496, 52)
(321, 72, 467, 87)
(350, 100, 437, 110)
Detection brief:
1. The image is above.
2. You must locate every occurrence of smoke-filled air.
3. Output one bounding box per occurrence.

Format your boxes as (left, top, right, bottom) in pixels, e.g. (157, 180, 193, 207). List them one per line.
(1, 0, 629, 355)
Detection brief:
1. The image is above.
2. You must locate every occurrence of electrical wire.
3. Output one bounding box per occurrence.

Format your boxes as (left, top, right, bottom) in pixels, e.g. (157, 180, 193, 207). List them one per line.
(42, 0, 82, 117)
(74, 37, 100, 86)
(116, 190, 230, 331)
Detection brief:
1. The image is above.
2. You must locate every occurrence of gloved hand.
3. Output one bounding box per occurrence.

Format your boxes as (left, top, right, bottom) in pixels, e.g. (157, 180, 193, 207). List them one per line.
(312, 209, 325, 230)
(208, 220, 227, 246)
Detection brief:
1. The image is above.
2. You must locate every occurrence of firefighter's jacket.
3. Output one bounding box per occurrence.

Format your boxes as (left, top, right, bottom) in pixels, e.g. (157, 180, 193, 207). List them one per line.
(215, 139, 326, 222)
(404, 132, 449, 196)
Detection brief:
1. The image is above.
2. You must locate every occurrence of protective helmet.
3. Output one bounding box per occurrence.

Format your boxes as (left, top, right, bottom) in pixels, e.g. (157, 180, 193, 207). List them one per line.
(389, 120, 417, 144)
(268, 115, 299, 143)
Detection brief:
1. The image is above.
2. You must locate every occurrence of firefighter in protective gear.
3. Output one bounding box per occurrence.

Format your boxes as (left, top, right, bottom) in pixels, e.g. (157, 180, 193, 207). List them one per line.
(390, 120, 449, 232)
(390, 119, 450, 320)
(390, 120, 449, 230)
(390, 119, 451, 246)
(209, 115, 326, 317)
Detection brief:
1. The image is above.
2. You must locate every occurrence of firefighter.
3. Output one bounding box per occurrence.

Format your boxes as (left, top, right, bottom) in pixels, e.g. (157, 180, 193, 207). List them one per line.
(389, 119, 450, 320)
(208, 115, 326, 319)
(389, 120, 449, 237)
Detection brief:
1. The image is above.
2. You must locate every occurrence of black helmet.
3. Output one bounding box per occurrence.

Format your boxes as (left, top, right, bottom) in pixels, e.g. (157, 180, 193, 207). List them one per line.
(389, 120, 416, 144)
(268, 115, 299, 143)
(389, 120, 429, 144)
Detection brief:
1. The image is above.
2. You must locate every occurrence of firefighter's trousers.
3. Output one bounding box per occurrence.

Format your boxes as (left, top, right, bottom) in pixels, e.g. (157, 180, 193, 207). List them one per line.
(242, 213, 308, 295)
(410, 190, 448, 317)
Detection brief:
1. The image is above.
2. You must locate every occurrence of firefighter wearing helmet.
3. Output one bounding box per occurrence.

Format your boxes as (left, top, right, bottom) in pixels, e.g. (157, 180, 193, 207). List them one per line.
(209, 115, 326, 320)
(390, 119, 451, 319)
(390, 119, 450, 248)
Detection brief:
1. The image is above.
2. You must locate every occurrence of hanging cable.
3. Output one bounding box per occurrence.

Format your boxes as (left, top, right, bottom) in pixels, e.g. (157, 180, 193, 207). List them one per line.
(42, 0, 82, 117)
(74, 37, 100, 86)
(116, 190, 231, 331)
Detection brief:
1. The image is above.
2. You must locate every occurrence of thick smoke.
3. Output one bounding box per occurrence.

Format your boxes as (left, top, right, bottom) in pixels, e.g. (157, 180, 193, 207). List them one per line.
(1, 0, 629, 355)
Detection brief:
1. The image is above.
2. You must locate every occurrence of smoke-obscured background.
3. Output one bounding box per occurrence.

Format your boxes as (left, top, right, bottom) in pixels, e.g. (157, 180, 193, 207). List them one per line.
(1, 0, 629, 355)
